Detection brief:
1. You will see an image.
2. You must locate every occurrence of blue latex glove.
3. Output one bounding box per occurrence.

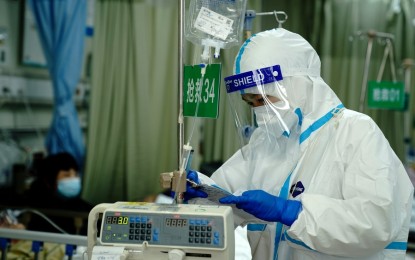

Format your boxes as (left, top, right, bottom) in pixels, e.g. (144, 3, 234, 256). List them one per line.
(219, 190, 302, 226)
(185, 170, 208, 199)
(171, 170, 208, 201)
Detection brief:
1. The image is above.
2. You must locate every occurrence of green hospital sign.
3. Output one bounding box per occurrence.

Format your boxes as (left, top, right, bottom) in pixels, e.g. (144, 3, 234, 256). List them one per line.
(367, 81, 405, 110)
(183, 64, 221, 118)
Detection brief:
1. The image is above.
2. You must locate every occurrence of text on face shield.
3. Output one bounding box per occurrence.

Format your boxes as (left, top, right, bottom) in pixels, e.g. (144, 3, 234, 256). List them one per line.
(224, 65, 283, 93)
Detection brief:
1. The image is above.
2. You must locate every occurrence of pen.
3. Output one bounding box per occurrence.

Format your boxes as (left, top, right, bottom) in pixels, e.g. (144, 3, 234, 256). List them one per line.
(186, 179, 200, 188)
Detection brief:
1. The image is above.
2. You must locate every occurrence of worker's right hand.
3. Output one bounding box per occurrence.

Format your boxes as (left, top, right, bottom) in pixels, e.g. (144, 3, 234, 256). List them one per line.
(185, 170, 208, 199)
(219, 190, 302, 226)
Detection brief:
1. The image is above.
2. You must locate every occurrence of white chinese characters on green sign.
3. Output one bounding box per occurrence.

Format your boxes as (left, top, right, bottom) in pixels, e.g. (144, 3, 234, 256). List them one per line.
(183, 64, 221, 118)
(367, 81, 405, 110)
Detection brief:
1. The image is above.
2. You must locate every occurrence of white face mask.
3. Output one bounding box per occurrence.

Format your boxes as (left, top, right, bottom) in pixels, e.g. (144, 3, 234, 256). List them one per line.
(244, 105, 301, 167)
(253, 102, 298, 138)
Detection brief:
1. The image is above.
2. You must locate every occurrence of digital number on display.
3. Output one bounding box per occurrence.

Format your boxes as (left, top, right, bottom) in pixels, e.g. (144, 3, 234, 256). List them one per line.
(106, 216, 129, 225)
(165, 218, 188, 227)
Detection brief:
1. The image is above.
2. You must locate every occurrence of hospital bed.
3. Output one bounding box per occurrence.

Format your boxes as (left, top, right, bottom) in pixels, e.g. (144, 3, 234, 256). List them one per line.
(0, 228, 87, 259)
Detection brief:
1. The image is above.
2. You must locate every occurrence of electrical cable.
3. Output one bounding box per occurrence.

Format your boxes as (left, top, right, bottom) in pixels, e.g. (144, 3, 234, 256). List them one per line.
(17, 209, 69, 234)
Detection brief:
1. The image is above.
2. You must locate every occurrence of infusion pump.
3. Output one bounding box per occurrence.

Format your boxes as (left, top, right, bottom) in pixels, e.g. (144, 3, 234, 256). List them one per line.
(86, 202, 235, 260)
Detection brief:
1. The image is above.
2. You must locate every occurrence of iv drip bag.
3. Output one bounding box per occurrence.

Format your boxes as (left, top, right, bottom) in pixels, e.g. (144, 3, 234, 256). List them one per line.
(185, 0, 247, 61)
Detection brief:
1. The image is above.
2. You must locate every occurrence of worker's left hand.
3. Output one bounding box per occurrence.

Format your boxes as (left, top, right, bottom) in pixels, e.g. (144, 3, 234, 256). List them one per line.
(185, 170, 208, 199)
(219, 190, 302, 226)
(170, 171, 207, 201)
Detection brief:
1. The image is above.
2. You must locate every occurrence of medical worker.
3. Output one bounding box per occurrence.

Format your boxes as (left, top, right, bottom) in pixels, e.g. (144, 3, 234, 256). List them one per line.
(187, 28, 414, 259)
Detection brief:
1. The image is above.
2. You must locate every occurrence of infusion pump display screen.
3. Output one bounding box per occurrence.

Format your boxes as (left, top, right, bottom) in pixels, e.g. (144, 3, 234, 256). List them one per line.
(165, 218, 187, 227)
(106, 216, 129, 225)
(100, 210, 226, 248)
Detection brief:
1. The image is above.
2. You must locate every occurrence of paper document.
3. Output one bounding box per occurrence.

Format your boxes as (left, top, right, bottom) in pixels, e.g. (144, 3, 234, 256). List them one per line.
(91, 246, 125, 260)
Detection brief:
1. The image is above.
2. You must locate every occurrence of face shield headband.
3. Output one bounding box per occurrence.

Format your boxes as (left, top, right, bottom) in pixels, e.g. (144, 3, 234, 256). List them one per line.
(224, 65, 301, 159)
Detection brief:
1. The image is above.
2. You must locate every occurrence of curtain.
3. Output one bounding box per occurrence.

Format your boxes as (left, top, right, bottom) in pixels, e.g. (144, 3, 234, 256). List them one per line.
(83, 0, 178, 204)
(28, 0, 86, 168)
(315, 0, 415, 161)
(83, 0, 261, 204)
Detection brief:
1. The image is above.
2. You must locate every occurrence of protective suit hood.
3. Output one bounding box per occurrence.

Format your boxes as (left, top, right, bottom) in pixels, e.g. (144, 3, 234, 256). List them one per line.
(234, 28, 343, 146)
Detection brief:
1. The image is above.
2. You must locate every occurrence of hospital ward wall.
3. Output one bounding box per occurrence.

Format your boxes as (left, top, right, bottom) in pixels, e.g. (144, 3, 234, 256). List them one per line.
(0, 0, 91, 188)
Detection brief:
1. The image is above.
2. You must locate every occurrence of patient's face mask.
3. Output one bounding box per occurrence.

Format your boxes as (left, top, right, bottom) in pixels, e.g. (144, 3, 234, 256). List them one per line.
(57, 177, 81, 198)
(224, 65, 301, 160)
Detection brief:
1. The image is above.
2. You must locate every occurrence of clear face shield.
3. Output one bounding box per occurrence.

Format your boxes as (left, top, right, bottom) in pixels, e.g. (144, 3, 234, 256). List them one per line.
(224, 65, 301, 160)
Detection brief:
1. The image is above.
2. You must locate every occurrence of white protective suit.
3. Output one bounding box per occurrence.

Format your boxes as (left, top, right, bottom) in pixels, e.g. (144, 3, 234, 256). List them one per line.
(197, 28, 414, 259)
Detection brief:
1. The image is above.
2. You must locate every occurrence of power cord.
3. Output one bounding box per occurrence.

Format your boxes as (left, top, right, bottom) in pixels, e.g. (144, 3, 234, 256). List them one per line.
(13, 209, 68, 234)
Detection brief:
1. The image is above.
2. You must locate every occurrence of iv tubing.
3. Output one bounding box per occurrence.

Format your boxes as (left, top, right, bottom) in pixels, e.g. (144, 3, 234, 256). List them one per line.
(187, 64, 206, 145)
(173, 64, 205, 204)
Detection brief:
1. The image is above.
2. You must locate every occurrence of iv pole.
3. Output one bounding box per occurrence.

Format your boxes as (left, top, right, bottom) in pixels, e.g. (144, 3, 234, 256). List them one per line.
(355, 30, 395, 112)
(403, 58, 414, 165)
(171, 0, 186, 204)
(243, 10, 288, 40)
(178, 0, 184, 171)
